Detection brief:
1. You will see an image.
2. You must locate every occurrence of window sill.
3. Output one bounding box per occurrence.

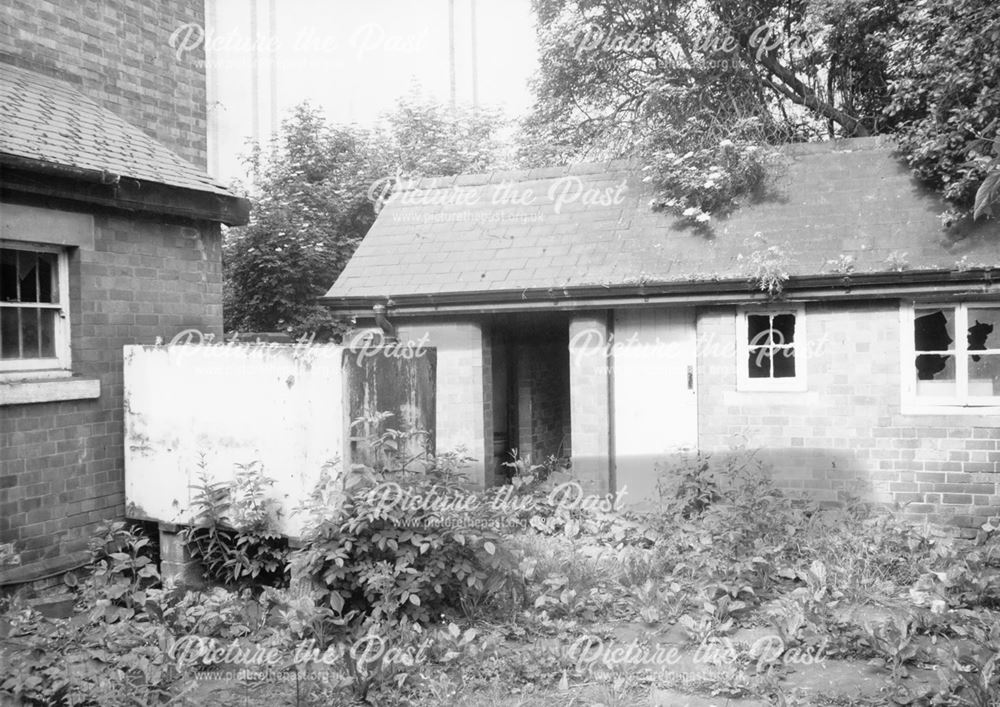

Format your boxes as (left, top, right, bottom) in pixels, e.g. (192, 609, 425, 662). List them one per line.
(0, 376, 101, 406)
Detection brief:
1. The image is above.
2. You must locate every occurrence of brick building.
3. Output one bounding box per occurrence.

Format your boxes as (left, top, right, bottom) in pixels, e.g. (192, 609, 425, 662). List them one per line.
(324, 138, 1000, 533)
(0, 0, 248, 582)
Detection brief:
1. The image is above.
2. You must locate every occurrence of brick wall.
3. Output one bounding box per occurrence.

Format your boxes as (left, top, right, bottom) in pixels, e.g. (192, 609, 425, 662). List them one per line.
(0, 199, 222, 568)
(696, 301, 1000, 534)
(0, 0, 208, 167)
(516, 342, 569, 462)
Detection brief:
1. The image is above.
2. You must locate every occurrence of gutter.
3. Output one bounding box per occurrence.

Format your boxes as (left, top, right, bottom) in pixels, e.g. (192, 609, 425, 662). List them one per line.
(0, 153, 251, 226)
(322, 269, 999, 317)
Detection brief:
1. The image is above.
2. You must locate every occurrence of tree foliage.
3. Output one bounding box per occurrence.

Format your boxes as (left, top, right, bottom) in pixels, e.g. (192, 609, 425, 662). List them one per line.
(886, 0, 1000, 225)
(522, 0, 1000, 225)
(223, 104, 380, 337)
(223, 90, 508, 336)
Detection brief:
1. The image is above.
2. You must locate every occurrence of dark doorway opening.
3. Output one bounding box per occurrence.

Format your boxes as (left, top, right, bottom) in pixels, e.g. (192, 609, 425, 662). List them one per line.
(487, 312, 571, 484)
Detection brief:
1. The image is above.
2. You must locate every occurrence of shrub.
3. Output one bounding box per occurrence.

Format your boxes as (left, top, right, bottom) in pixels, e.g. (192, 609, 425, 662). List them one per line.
(650, 450, 805, 598)
(294, 460, 519, 627)
(1, 522, 180, 706)
(293, 420, 520, 629)
(179, 459, 289, 588)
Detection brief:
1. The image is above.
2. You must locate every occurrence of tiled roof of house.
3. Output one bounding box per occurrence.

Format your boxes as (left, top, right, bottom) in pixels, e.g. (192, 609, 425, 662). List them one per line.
(0, 63, 232, 196)
(325, 137, 1000, 304)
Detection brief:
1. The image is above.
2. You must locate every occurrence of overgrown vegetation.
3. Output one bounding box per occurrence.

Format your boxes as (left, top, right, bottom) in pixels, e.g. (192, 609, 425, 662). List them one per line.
(293, 421, 521, 627)
(2, 440, 999, 705)
(179, 458, 289, 588)
(223, 89, 508, 338)
(525, 0, 1000, 227)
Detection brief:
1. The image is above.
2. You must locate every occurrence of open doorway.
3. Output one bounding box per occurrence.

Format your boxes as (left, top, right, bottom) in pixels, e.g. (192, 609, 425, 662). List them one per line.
(487, 312, 572, 484)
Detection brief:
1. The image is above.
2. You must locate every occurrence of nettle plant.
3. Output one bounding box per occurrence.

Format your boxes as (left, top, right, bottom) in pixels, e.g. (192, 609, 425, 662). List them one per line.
(179, 458, 289, 588)
(292, 416, 520, 630)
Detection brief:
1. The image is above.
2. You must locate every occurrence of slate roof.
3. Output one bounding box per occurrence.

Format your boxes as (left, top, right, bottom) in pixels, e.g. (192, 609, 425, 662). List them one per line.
(325, 137, 1000, 307)
(0, 63, 232, 196)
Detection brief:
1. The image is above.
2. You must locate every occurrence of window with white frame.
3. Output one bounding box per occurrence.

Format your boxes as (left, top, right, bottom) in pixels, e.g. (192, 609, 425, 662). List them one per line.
(0, 243, 70, 374)
(737, 307, 806, 391)
(906, 303, 1000, 406)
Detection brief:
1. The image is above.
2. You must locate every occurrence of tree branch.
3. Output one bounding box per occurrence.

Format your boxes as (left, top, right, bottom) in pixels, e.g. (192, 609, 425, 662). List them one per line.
(751, 49, 871, 136)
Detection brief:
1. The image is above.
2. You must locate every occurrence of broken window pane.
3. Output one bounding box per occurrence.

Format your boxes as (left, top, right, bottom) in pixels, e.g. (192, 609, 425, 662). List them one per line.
(18, 251, 38, 303)
(914, 309, 954, 352)
(915, 354, 955, 396)
(967, 307, 1000, 361)
(37, 253, 56, 303)
(969, 354, 1000, 396)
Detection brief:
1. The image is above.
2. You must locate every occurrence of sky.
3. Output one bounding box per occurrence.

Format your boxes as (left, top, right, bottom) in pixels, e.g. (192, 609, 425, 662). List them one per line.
(204, 0, 539, 184)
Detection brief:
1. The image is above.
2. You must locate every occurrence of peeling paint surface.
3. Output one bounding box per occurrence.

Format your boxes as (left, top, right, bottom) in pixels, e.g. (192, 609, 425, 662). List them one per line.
(123, 344, 344, 537)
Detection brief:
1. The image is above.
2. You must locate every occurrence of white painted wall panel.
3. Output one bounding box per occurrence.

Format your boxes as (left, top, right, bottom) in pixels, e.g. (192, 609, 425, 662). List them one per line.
(123, 344, 344, 538)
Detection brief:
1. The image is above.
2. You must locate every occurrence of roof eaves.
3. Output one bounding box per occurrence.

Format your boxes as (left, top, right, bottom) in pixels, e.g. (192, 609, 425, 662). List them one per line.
(0, 154, 251, 226)
(322, 268, 1000, 316)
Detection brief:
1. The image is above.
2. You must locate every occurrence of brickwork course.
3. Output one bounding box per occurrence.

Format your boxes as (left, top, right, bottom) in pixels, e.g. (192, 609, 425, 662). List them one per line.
(0, 0, 209, 168)
(0, 0, 247, 580)
(329, 138, 1000, 532)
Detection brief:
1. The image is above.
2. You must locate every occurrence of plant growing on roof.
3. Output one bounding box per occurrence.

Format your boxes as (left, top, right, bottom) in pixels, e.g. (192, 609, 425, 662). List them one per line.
(525, 0, 1000, 230)
(738, 235, 790, 297)
(644, 138, 777, 228)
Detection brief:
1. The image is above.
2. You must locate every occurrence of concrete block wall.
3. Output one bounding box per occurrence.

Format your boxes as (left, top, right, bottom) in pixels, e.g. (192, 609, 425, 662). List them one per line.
(0, 200, 222, 570)
(481, 326, 497, 486)
(696, 300, 1000, 533)
(394, 319, 488, 485)
(0, 0, 208, 167)
(568, 312, 611, 494)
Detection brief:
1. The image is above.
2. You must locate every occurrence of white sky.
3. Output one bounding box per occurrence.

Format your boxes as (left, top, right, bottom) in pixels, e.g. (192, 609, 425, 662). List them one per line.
(205, 0, 538, 184)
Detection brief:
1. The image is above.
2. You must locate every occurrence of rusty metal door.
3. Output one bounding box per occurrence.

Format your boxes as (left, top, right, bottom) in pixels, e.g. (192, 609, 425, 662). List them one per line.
(342, 348, 436, 471)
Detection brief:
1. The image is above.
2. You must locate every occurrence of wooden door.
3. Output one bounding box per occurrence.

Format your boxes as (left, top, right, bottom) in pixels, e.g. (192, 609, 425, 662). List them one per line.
(613, 308, 698, 505)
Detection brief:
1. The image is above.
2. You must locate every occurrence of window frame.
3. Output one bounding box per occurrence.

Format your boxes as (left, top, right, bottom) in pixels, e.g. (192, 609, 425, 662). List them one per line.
(735, 305, 807, 392)
(900, 301, 1000, 412)
(0, 240, 71, 376)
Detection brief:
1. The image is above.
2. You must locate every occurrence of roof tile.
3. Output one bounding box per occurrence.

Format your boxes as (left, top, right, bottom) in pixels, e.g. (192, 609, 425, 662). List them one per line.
(0, 63, 235, 196)
(327, 138, 1000, 301)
